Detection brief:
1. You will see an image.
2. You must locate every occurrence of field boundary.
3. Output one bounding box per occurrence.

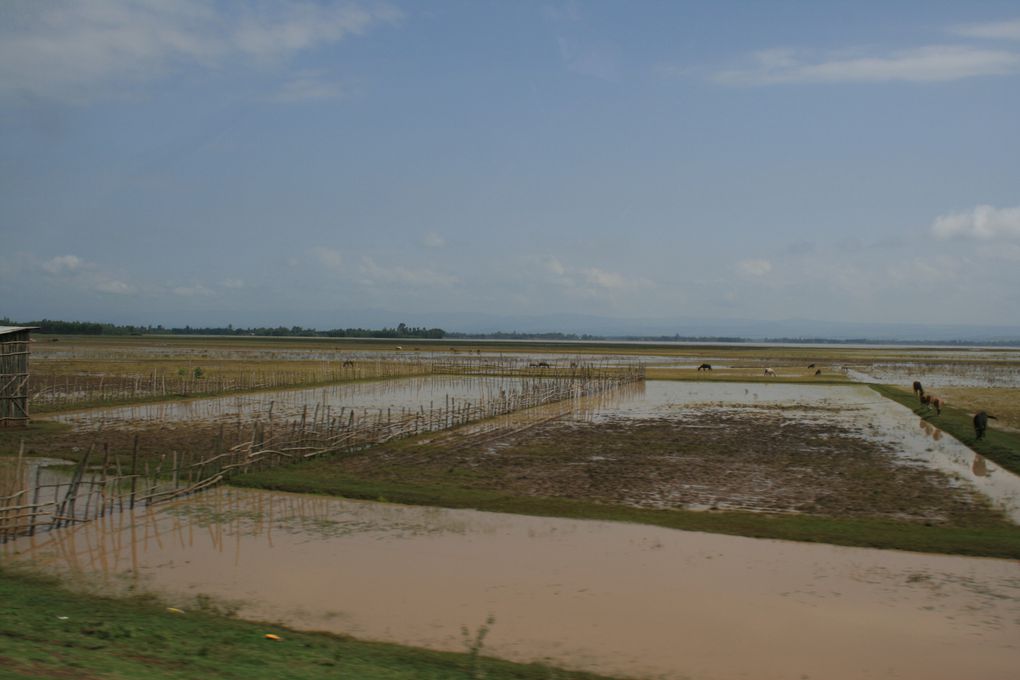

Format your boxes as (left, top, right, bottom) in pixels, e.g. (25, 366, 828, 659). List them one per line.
(869, 384, 1020, 476)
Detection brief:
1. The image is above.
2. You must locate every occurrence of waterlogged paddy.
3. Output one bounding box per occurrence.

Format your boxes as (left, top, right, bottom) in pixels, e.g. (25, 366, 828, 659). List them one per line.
(49, 375, 559, 431)
(375, 381, 1020, 523)
(4, 487, 1019, 680)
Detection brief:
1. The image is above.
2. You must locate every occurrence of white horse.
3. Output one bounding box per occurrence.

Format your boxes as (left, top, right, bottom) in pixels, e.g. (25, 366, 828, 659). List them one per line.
(763, 367, 776, 377)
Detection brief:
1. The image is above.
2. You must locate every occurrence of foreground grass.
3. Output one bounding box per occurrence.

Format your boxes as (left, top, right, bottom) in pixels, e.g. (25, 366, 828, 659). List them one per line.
(234, 465, 1020, 559)
(871, 384, 1020, 476)
(0, 567, 614, 680)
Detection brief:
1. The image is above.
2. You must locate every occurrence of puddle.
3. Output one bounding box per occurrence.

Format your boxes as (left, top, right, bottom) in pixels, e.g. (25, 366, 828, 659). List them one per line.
(4, 487, 1019, 680)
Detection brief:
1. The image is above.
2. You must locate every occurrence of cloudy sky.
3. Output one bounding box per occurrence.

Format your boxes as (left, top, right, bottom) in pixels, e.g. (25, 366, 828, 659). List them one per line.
(2, 0, 1019, 330)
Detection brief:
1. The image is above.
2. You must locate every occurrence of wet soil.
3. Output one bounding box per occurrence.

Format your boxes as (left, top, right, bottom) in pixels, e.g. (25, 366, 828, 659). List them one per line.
(338, 408, 1009, 526)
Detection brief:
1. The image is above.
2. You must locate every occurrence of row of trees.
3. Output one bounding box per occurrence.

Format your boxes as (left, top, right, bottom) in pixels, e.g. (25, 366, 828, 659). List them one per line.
(0, 318, 445, 339)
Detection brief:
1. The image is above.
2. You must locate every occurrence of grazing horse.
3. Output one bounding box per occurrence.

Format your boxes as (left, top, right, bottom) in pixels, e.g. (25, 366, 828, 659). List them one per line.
(973, 411, 997, 440)
(763, 367, 776, 377)
(913, 381, 924, 399)
(922, 395, 944, 415)
(341, 360, 355, 368)
(814, 369, 822, 376)
(697, 363, 712, 371)
(807, 363, 816, 369)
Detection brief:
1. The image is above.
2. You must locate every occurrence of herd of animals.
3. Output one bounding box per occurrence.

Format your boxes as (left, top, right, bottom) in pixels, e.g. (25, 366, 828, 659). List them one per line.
(695, 363, 998, 441)
(911, 379, 997, 440)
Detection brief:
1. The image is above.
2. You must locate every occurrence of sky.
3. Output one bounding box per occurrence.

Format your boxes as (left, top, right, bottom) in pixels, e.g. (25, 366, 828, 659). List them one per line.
(1, 0, 1019, 332)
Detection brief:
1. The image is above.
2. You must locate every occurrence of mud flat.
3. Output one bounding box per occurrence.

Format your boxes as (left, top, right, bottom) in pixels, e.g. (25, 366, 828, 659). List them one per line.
(4, 486, 1019, 680)
(322, 381, 1020, 525)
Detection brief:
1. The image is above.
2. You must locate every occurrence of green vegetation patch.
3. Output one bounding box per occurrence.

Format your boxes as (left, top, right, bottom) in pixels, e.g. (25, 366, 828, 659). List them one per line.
(235, 465, 1020, 559)
(0, 566, 614, 680)
(870, 384, 1020, 476)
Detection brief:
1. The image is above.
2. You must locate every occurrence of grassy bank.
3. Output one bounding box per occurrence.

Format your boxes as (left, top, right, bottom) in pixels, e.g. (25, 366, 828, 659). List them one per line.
(0, 566, 614, 680)
(233, 467, 1020, 559)
(870, 384, 1020, 476)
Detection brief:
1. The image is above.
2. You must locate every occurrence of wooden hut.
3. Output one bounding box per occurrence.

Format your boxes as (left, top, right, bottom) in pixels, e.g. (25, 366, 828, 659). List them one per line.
(0, 326, 37, 427)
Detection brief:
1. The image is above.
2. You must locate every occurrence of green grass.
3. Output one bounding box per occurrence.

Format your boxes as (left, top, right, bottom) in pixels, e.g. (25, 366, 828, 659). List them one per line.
(0, 566, 614, 680)
(233, 465, 1020, 559)
(870, 384, 1020, 476)
(0, 419, 72, 457)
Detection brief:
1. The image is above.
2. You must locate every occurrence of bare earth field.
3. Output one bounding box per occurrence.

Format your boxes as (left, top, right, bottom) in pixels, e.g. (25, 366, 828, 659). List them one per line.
(319, 402, 1010, 528)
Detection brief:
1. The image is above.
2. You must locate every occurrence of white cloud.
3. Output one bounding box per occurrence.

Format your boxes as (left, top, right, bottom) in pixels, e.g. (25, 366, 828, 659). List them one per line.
(0, 1, 401, 101)
(932, 204, 1020, 240)
(736, 259, 773, 276)
(359, 256, 457, 287)
(172, 283, 212, 296)
(953, 18, 1020, 41)
(95, 279, 132, 294)
(41, 254, 83, 274)
(715, 45, 1020, 85)
(221, 278, 245, 289)
(581, 267, 651, 290)
(421, 231, 446, 249)
(542, 256, 567, 277)
(311, 245, 344, 270)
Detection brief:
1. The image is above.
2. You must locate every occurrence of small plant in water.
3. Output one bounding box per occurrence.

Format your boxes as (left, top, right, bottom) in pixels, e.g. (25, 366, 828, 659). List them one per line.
(460, 614, 495, 679)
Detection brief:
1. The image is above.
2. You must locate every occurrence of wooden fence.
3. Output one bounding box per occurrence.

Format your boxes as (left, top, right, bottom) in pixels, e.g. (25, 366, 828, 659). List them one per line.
(1, 363, 643, 542)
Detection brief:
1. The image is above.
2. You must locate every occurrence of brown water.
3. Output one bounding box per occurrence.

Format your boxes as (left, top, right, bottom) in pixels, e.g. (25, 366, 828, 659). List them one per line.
(5, 487, 1019, 680)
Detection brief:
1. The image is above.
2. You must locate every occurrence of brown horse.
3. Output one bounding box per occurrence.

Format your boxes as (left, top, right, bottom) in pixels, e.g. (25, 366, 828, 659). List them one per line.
(921, 395, 944, 415)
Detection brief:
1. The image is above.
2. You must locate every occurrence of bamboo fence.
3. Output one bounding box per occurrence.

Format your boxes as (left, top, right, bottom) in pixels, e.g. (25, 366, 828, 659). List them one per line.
(1, 362, 643, 542)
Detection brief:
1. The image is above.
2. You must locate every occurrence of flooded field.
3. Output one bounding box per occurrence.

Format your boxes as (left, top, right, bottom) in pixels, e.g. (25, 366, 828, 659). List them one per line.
(340, 381, 1020, 524)
(5, 487, 1019, 680)
(49, 375, 567, 431)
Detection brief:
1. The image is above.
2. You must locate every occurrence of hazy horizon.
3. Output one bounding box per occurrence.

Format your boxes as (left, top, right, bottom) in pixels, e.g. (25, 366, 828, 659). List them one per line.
(2, 1, 1019, 329)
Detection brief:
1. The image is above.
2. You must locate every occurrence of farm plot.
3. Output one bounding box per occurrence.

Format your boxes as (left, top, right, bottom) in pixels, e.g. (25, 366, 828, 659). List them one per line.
(265, 381, 1020, 529)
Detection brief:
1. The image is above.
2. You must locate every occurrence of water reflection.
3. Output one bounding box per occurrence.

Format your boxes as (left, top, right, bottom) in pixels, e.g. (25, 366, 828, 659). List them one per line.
(973, 454, 989, 477)
(50, 375, 579, 431)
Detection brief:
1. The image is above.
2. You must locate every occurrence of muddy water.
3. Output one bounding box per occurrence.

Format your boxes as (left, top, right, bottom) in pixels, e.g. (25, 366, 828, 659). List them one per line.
(5, 487, 1019, 680)
(48, 375, 559, 431)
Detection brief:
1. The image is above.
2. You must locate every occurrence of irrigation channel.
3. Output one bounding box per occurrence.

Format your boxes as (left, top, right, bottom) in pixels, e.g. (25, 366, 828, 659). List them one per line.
(0, 364, 642, 541)
(4, 486, 1019, 680)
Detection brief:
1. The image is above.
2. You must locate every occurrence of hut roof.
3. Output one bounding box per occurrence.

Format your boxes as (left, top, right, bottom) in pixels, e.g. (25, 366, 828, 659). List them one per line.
(0, 326, 39, 336)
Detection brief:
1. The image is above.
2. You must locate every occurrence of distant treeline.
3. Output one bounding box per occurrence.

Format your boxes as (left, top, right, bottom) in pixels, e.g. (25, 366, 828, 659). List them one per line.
(0, 318, 445, 339)
(446, 331, 602, 341)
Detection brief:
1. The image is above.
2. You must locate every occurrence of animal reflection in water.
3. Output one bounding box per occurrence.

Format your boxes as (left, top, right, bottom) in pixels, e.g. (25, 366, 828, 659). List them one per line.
(919, 418, 943, 441)
(972, 454, 989, 477)
(973, 411, 997, 440)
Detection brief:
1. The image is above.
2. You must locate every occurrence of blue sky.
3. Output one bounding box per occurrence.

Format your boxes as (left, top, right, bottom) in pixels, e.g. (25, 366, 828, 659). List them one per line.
(2, 1, 1019, 331)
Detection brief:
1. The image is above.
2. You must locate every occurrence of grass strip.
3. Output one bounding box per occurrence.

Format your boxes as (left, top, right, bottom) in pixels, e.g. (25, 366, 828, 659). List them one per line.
(233, 468, 1020, 559)
(870, 384, 1020, 476)
(0, 566, 614, 680)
